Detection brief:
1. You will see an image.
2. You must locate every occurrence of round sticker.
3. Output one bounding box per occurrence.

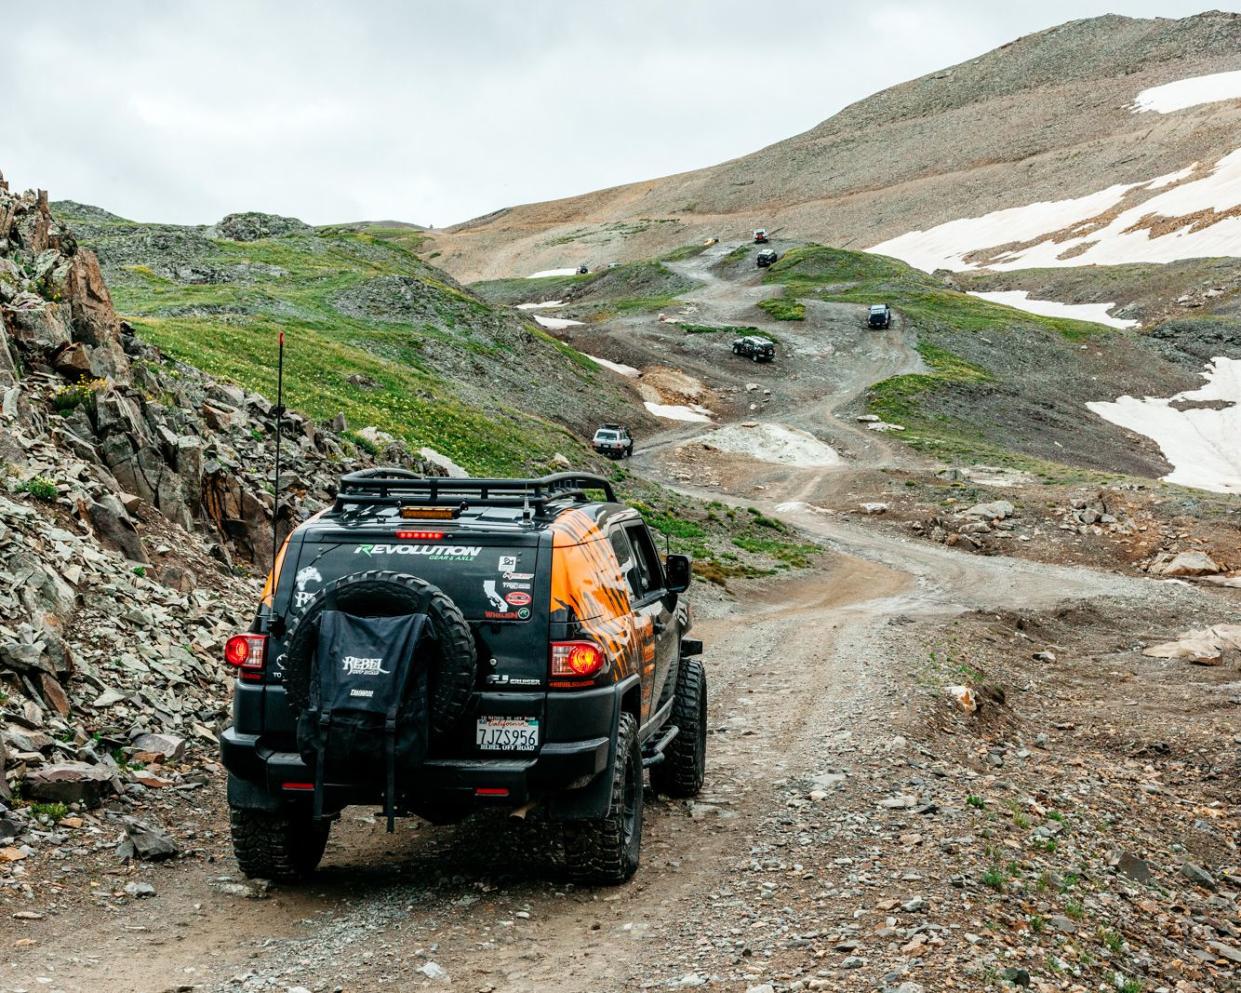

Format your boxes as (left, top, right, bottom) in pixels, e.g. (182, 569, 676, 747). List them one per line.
(517, 607, 531, 620)
(505, 591, 532, 607)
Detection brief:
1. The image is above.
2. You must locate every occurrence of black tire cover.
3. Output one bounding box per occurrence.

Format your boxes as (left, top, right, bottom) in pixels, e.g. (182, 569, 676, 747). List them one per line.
(283, 569, 477, 736)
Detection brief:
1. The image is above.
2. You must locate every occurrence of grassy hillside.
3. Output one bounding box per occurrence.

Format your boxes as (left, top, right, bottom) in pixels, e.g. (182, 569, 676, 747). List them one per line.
(764, 245, 1204, 477)
(471, 257, 697, 319)
(57, 204, 636, 475)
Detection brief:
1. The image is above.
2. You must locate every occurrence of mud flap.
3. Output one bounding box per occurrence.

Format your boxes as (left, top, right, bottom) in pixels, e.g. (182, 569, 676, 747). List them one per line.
(227, 772, 283, 813)
(546, 693, 623, 821)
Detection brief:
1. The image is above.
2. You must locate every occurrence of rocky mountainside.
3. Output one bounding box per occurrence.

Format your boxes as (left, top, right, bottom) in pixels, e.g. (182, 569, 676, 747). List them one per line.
(53, 201, 645, 476)
(427, 11, 1241, 281)
(0, 177, 442, 839)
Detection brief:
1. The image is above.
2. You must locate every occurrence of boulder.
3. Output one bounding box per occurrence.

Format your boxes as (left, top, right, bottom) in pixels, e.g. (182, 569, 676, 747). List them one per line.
(1150, 550, 1222, 577)
(26, 762, 118, 808)
(130, 733, 186, 763)
(86, 495, 148, 563)
(4, 297, 70, 353)
(116, 817, 179, 861)
(52, 342, 93, 380)
(963, 499, 1014, 520)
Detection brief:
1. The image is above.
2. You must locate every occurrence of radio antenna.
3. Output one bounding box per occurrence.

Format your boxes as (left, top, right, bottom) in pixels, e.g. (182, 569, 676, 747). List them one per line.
(272, 330, 286, 573)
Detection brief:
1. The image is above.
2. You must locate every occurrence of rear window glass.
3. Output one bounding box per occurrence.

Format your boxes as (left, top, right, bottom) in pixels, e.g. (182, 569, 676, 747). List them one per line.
(287, 539, 540, 623)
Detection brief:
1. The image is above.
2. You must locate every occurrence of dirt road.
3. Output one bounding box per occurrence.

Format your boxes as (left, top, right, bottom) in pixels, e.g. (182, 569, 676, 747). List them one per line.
(3, 246, 1220, 993)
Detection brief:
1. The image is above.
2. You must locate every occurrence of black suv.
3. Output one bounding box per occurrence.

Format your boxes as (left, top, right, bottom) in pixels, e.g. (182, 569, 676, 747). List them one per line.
(220, 471, 705, 885)
(756, 249, 778, 268)
(732, 335, 775, 362)
(868, 304, 892, 329)
(592, 424, 634, 459)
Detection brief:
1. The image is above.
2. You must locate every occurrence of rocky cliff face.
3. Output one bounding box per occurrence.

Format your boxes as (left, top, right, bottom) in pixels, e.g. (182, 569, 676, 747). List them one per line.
(0, 174, 435, 828)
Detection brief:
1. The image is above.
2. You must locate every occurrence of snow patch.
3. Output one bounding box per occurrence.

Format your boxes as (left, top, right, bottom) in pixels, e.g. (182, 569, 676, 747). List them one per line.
(869, 148, 1241, 272)
(1132, 70, 1241, 114)
(1086, 357, 1241, 494)
(529, 268, 578, 278)
(644, 402, 713, 423)
(516, 300, 563, 310)
(968, 291, 1138, 329)
(585, 355, 640, 378)
(533, 314, 583, 330)
(701, 423, 841, 468)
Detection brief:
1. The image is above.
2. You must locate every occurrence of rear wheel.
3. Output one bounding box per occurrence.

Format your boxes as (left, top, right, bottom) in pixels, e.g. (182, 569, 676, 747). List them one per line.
(564, 713, 643, 885)
(229, 806, 330, 882)
(650, 657, 707, 797)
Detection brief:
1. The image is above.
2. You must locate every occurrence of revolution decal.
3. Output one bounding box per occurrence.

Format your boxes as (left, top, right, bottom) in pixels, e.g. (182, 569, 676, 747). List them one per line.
(354, 544, 482, 562)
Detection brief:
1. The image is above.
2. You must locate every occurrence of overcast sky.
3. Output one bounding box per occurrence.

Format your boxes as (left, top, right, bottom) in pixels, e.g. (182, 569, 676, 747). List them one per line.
(3, 1, 1235, 227)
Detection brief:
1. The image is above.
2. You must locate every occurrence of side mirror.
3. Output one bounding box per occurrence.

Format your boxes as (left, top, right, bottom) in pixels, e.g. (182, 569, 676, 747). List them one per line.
(665, 554, 692, 594)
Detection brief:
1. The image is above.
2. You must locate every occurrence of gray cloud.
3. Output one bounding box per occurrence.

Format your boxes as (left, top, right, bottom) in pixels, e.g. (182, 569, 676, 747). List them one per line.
(2, 1, 1233, 226)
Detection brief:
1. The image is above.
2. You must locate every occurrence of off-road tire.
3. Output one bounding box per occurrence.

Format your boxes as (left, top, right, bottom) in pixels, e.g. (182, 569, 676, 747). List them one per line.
(283, 570, 476, 736)
(650, 657, 707, 797)
(229, 807, 330, 882)
(563, 712, 643, 885)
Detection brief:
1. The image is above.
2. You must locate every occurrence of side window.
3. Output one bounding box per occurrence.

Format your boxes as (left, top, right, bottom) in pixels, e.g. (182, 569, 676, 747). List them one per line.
(608, 527, 641, 600)
(624, 523, 664, 597)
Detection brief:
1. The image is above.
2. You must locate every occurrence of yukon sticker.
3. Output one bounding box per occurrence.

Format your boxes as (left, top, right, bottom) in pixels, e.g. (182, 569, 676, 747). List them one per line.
(294, 565, 322, 609)
(341, 655, 390, 677)
(505, 590, 532, 607)
(354, 543, 482, 562)
(498, 555, 519, 571)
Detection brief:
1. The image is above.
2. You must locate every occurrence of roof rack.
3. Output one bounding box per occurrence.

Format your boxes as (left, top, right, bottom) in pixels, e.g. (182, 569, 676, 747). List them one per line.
(332, 468, 617, 515)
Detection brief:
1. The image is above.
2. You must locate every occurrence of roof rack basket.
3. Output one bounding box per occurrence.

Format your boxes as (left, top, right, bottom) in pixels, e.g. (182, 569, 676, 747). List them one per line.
(332, 468, 617, 514)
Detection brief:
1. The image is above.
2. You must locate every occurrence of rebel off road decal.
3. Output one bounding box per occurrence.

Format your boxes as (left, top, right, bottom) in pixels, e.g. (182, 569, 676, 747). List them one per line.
(354, 543, 483, 562)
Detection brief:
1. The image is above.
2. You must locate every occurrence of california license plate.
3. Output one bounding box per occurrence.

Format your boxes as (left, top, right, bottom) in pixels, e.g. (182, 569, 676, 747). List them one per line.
(475, 716, 539, 752)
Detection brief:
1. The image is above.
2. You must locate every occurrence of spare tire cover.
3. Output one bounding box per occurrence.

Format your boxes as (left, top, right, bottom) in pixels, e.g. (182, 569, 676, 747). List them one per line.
(283, 569, 477, 736)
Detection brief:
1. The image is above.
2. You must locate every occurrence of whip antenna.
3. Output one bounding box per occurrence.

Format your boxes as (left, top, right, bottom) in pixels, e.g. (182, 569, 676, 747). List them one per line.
(272, 330, 286, 573)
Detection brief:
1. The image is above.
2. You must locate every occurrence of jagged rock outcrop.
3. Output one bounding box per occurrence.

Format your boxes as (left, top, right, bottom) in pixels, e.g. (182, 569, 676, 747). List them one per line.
(0, 177, 442, 824)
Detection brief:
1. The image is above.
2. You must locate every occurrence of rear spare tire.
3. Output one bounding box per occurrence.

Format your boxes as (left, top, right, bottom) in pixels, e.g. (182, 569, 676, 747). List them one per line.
(282, 570, 476, 736)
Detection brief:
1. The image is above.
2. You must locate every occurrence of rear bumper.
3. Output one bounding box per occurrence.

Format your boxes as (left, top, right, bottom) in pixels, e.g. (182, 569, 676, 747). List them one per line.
(220, 726, 610, 811)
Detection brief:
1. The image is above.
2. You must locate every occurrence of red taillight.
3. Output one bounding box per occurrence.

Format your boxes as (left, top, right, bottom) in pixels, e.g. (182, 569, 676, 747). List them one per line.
(395, 530, 444, 540)
(551, 641, 606, 679)
(224, 634, 267, 682)
(282, 781, 315, 792)
(475, 787, 510, 797)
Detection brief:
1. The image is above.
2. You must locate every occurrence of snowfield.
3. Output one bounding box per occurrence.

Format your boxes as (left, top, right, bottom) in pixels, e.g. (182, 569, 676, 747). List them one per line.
(585, 354, 640, 378)
(701, 423, 841, 468)
(1087, 357, 1241, 494)
(968, 291, 1138, 329)
(533, 314, 583, 330)
(1132, 69, 1241, 114)
(644, 402, 713, 423)
(516, 300, 563, 310)
(529, 268, 578, 278)
(869, 147, 1241, 272)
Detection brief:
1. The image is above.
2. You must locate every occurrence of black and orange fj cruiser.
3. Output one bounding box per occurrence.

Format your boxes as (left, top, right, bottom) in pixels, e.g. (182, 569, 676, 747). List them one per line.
(219, 470, 706, 884)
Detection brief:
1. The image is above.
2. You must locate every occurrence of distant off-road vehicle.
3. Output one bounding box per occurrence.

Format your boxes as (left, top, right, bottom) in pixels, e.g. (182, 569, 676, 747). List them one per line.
(577, 264, 590, 275)
(220, 471, 705, 886)
(592, 424, 634, 459)
(753, 229, 769, 244)
(756, 249, 778, 268)
(732, 335, 775, 362)
(868, 304, 892, 329)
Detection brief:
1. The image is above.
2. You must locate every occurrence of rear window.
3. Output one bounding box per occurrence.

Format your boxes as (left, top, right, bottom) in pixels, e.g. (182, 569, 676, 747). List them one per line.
(595, 431, 620, 441)
(286, 537, 541, 624)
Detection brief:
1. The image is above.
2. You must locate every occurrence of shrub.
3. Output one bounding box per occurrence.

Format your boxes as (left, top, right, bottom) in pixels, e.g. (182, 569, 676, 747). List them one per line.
(19, 476, 58, 501)
(52, 377, 108, 412)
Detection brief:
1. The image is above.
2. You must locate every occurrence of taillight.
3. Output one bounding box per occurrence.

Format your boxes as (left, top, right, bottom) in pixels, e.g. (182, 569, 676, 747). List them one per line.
(395, 530, 444, 540)
(224, 634, 267, 683)
(551, 640, 606, 679)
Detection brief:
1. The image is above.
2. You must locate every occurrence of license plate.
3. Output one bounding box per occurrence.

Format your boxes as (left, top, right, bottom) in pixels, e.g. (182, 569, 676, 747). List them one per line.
(476, 716, 539, 752)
